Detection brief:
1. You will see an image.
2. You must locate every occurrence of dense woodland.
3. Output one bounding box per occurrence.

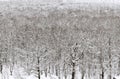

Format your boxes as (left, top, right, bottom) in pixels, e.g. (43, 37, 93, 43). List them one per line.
(0, 2, 120, 79)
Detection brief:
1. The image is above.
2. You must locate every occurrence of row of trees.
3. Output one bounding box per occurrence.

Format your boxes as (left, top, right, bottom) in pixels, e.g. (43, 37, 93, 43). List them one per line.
(0, 3, 120, 79)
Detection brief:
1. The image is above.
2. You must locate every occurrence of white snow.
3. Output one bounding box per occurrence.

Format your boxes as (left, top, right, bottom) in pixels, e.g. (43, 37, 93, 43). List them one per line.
(0, 66, 59, 79)
(0, 66, 120, 79)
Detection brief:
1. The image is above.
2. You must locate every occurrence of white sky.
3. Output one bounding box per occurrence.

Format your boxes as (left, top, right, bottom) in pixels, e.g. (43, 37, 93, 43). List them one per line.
(0, 0, 120, 4)
(65, 0, 120, 3)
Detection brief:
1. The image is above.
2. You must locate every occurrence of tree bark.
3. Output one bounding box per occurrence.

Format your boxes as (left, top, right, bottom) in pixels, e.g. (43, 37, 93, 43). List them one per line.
(10, 61, 14, 76)
(108, 38, 112, 79)
(81, 72, 85, 79)
(37, 57, 40, 79)
(55, 65, 58, 76)
(64, 64, 67, 79)
(45, 68, 47, 77)
(0, 53, 2, 74)
(58, 65, 61, 79)
(0, 61, 2, 74)
(71, 62, 75, 79)
(101, 69, 104, 79)
(118, 58, 120, 75)
(99, 48, 104, 79)
(10, 66, 13, 75)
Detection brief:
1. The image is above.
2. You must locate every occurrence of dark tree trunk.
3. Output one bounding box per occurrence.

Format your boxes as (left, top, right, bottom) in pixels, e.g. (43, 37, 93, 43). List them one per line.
(71, 62, 75, 79)
(58, 65, 61, 79)
(37, 67, 40, 79)
(0, 53, 2, 74)
(55, 65, 58, 76)
(99, 48, 104, 79)
(0, 61, 2, 74)
(48, 64, 51, 74)
(101, 69, 104, 79)
(108, 38, 112, 79)
(10, 67, 13, 75)
(65, 74, 67, 79)
(81, 72, 85, 79)
(118, 58, 120, 75)
(37, 57, 40, 79)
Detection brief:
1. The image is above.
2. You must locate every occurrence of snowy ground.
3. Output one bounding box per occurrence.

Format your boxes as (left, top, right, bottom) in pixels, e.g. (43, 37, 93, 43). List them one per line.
(0, 66, 120, 79)
(0, 72, 59, 79)
(0, 66, 59, 79)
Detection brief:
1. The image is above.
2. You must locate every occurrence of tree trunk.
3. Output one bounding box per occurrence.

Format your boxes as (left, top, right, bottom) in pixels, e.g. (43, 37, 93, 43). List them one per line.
(81, 72, 85, 79)
(45, 68, 47, 77)
(37, 67, 40, 79)
(52, 65, 54, 75)
(101, 69, 104, 79)
(100, 62, 104, 79)
(65, 74, 67, 79)
(37, 57, 40, 79)
(118, 58, 120, 75)
(55, 65, 58, 76)
(48, 64, 51, 74)
(58, 65, 61, 79)
(71, 62, 75, 79)
(10, 61, 14, 76)
(108, 38, 112, 79)
(99, 48, 104, 79)
(64, 69, 67, 79)
(87, 64, 91, 79)
(0, 53, 2, 74)
(10, 66, 13, 75)
(0, 61, 2, 74)
(102, 70, 104, 79)
(108, 75, 112, 79)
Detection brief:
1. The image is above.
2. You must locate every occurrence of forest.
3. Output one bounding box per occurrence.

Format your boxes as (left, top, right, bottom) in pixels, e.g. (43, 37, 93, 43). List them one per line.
(0, 2, 120, 79)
